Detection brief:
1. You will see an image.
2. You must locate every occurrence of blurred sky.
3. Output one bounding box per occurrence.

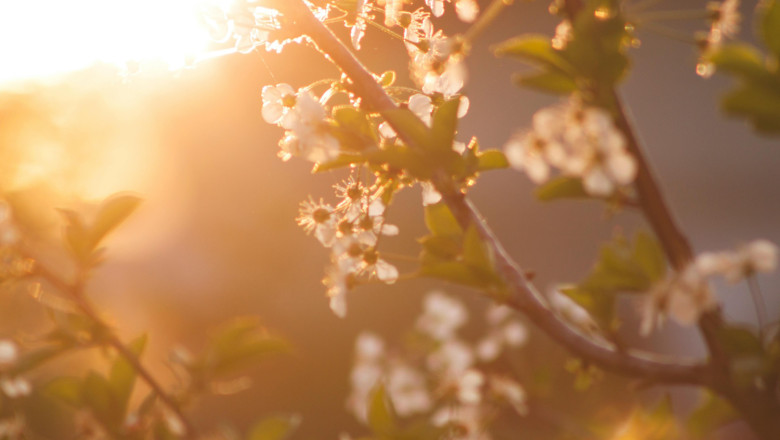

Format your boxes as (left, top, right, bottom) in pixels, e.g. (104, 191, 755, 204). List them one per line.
(0, 0, 778, 438)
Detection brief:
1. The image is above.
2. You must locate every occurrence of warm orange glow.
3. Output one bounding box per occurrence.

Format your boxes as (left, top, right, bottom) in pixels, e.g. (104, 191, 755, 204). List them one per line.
(0, 0, 216, 85)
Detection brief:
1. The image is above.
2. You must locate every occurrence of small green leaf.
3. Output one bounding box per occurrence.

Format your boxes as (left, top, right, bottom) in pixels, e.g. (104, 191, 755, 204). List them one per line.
(424, 203, 463, 237)
(494, 35, 574, 75)
(109, 334, 148, 417)
(534, 177, 588, 201)
(205, 317, 290, 377)
(462, 224, 494, 275)
(430, 97, 461, 153)
(721, 83, 780, 134)
(419, 235, 461, 260)
(46, 377, 83, 407)
(332, 106, 378, 151)
(379, 70, 396, 87)
(716, 325, 763, 357)
(686, 392, 738, 439)
(367, 384, 396, 436)
(560, 286, 616, 331)
(90, 194, 142, 248)
(83, 371, 121, 427)
(247, 414, 301, 440)
(706, 44, 768, 81)
(632, 231, 667, 283)
(760, 0, 780, 57)
(476, 150, 509, 171)
(513, 70, 578, 94)
(419, 261, 490, 287)
(313, 153, 366, 173)
(380, 108, 431, 149)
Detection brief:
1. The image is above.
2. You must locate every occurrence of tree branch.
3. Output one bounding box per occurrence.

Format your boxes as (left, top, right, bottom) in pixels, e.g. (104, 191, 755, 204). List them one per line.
(31, 262, 197, 439)
(289, 0, 713, 387)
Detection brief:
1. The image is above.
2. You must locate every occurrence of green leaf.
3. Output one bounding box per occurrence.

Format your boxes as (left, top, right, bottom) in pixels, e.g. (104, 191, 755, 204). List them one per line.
(475, 150, 509, 171)
(513, 70, 578, 94)
(534, 177, 588, 201)
(313, 153, 366, 173)
(560, 285, 616, 331)
(247, 414, 301, 440)
(90, 194, 142, 249)
(379, 70, 396, 87)
(721, 83, 780, 134)
(706, 44, 768, 81)
(419, 261, 490, 287)
(760, 0, 780, 57)
(430, 97, 461, 153)
(561, 6, 630, 87)
(686, 392, 738, 439)
(494, 35, 574, 75)
(83, 371, 121, 427)
(632, 231, 667, 283)
(424, 203, 463, 237)
(716, 325, 763, 357)
(58, 209, 91, 262)
(367, 384, 396, 436)
(580, 232, 666, 294)
(205, 317, 290, 377)
(419, 235, 461, 260)
(462, 224, 494, 275)
(379, 108, 431, 149)
(46, 377, 83, 407)
(332, 106, 378, 151)
(109, 334, 148, 417)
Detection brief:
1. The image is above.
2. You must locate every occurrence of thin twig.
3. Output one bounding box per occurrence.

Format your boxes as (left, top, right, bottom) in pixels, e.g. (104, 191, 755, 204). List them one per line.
(32, 263, 197, 439)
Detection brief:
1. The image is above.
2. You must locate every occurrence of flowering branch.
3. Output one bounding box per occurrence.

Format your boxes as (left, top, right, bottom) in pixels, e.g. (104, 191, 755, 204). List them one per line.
(288, 0, 711, 387)
(31, 262, 197, 439)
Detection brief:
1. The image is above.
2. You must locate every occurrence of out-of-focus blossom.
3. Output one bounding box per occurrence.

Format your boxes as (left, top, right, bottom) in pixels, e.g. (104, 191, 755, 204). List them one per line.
(416, 292, 468, 340)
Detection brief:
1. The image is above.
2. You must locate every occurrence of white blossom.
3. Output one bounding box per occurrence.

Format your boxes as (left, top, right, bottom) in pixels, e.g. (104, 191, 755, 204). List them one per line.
(297, 197, 338, 247)
(261, 83, 297, 126)
(387, 363, 432, 416)
(641, 265, 718, 335)
(0, 340, 18, 368)
(416, 292, 468, 340)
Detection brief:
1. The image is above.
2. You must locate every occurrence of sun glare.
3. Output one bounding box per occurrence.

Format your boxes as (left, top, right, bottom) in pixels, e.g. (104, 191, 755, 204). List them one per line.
(0, 0, 217, 84)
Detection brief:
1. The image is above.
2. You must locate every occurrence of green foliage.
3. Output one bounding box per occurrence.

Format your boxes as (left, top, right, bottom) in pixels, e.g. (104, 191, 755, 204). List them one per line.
(109, 334, 148, 417)
(197, 317, 290, 378)
(367, 384, 397, 437)
(580, 231, 666, 294)
(419, 203, 503, 289)
(707, 0, 780, 134)
(60, 194, 142, 266)
(534, 176, 589, 201)
(561, 231, 665, 330)
(247, 414, 301, 440)
(332, 106, 378, 152)
(495, 1, 631, 96)
(686, 392, 738, 439)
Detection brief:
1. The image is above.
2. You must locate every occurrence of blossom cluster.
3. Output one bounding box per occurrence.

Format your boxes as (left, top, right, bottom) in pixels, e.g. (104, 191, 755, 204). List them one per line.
(346, 292, 528, 439)
(296, 179, 400, 318)
(504, 99, 638, 197)
(641, 239, 778, 334)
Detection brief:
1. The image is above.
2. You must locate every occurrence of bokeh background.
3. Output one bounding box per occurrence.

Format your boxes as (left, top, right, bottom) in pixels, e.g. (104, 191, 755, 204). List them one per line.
(0, 0, 778, 438)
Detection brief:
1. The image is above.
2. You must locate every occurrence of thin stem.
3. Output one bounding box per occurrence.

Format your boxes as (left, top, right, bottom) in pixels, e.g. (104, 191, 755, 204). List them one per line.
(462, 0, 515, 47)
(747, 275, 768, 341)
(366, 19, 405, 41)
(32, 263, 197, 439)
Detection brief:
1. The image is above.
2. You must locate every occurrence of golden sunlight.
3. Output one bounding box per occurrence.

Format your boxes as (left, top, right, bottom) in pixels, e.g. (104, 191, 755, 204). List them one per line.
(0, 0, 217, 84)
